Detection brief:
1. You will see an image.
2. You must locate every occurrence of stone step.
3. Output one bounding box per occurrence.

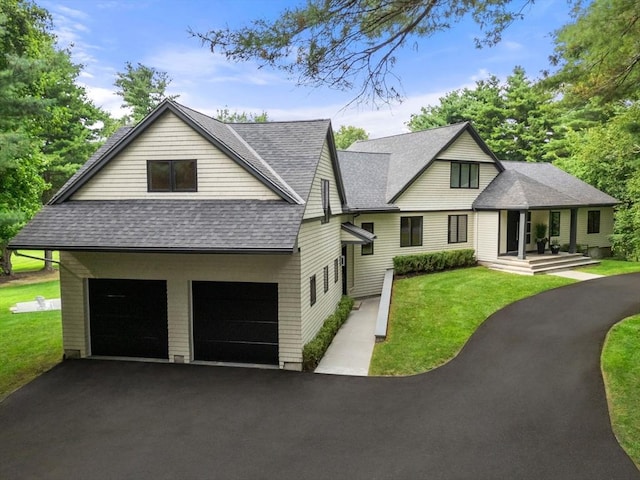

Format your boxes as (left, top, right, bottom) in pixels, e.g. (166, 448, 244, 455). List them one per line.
(485, 256, 600, 275)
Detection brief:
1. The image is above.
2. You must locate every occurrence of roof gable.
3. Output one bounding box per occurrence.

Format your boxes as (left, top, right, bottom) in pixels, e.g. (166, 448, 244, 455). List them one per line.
(348, 122, 501, 203)
(50, 100, 303, 205)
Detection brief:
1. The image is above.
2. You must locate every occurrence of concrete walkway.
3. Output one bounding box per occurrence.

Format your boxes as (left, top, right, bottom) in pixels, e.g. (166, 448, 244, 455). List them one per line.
(315, 296, 379, 376)
(549, 270, 604, 281)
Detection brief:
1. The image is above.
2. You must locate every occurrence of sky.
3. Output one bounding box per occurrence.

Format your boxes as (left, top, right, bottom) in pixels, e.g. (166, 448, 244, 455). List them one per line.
(40, 0, 577, 138)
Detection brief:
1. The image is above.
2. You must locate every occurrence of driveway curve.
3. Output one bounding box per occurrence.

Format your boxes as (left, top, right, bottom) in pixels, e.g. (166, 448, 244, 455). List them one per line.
(1, 273, 639, 479)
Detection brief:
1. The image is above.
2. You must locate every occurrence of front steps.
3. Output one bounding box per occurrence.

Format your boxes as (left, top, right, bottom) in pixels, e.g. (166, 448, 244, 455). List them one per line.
(484, 252, 600, 275)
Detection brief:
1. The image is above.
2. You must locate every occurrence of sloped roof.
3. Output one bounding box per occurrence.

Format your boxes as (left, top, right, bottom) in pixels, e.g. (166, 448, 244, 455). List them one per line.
(473, 161, 619, 209)
(10, 200, 305, 253)
(336, 151, 396, 211)
(347, 122, 499, 202)
(50, 100, 306, 205)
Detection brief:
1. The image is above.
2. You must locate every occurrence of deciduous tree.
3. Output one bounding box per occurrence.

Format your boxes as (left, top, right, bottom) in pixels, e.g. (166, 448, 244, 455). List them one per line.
(334, 125, 369, 149)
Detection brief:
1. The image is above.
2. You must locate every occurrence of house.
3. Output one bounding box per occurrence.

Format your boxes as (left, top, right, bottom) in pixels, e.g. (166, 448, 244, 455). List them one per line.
(10, 100, 618, 370)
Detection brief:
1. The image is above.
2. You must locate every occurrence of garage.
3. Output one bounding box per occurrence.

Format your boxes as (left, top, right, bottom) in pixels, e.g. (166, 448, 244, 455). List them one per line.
(192, 281, 279, 365)
(88, 279, 168, 359)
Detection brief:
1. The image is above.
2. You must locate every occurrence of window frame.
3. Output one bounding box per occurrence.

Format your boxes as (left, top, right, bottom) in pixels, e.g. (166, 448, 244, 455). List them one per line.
(321, 179, 331, 224)
(323, 266, 329, 293)
(587, 210, 600, 234)
(448, 215, 468, 244)
(334, 258, 339, 284)
(361, 222, 374, 255)
(147, 159, 197, 192)
(450, 162, 479, 189)
(400, 216, 423, 247)
(309, 275, 317, 307)
(550, 211, 561, 237)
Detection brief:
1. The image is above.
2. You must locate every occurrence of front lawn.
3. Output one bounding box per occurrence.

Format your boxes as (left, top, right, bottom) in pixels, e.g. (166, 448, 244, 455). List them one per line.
(602, 314, 640, 468)
(0, 278, 62, 400)
(369, 267, 575, 376)
(579, 259, 640, 276)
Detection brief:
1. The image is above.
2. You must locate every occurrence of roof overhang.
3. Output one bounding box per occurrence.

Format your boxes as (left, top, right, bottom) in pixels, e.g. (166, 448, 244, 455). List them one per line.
(340, 222, 376, 245)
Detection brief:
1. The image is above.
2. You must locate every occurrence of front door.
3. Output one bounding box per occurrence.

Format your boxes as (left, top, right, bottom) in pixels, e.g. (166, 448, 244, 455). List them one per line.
(507, 211, 519, 253)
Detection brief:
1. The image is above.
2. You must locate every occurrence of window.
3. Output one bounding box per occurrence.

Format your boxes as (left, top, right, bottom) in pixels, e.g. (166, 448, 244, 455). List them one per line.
(323, 266, 329, 293)
(526, 212, 532, 244)
(334, 258, 339, 283)
(550, 211, 561, 237)
(309, 275, 317, 306)
(400, 216, 423, 247)
(321, 179, 331, 224)
(148, 160, 197, 192)
(450, 162, 479, 189)
(588, 210, 600, 234)
(361, 222, 374, 255)
(448, 215, 468, 243)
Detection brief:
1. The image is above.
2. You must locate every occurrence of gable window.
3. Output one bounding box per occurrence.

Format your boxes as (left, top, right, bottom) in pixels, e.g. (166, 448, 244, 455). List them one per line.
(148, 160, 197, 192)
(361, 222, 374, 255)
(400, 216, 423, 247)
(550, 211, 561, 237)
(310, 275, 317, 306)
(450, 162, 479, 189)
(334, 258, 339, 283)
(321, 179, 331, 224)
(448, 215, 468, 243)
(587, 210, 600, 234)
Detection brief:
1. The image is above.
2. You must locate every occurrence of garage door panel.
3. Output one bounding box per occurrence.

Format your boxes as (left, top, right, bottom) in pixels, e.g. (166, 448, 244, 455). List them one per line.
(89, 279, 168, 359)
(193, 281, 279, 365)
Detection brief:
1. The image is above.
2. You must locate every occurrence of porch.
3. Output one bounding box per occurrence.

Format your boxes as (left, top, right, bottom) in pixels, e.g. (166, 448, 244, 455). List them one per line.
(483, 252, 599, 275)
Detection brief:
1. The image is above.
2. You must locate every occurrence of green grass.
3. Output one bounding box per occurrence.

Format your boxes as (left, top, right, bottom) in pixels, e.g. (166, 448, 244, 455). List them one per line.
(579, 259, 640, 276)
(602, 314, 640, 468)
(0, 279, 62, 400)
(11, 250, 59, 273)
(369, 267, 575, 376)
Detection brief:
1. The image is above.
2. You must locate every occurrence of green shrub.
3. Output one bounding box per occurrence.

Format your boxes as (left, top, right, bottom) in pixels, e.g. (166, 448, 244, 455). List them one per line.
(393, 249, 476, 276)
(302, 296, 354, 371)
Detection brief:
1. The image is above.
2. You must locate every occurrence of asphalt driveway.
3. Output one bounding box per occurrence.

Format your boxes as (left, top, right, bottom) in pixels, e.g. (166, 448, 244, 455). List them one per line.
(1, 273, 639, 479)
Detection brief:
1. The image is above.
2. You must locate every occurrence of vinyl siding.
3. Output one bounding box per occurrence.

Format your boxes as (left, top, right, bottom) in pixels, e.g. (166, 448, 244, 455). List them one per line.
(58, 251, 302, 368)
(303, 140, 343, 220)
(299, 218, 343, 344)
(351, 211, 476, 297)
(72, 111, 280, 201)
(476, 211, 499, 261)
(578, 207, 614, 248)
(395, 161, 499, 210)
(436, 131, 495, 162)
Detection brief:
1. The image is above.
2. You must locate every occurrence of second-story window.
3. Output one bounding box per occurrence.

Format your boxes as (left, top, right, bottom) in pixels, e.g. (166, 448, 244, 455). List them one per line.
(450, 162, 479, 189)
(321, 179, 331, 223)
(148, 160, 197, 192)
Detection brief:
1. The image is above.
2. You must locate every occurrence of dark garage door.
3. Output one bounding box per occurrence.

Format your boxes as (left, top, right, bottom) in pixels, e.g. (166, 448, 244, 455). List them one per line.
(89, 279, 168, 359)
(192, 281, 278, 365)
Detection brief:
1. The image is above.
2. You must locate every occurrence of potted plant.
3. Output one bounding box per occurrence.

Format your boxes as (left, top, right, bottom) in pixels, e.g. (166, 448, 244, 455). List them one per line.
(550, 238, 560, 255)
(534, 223, 548, 254)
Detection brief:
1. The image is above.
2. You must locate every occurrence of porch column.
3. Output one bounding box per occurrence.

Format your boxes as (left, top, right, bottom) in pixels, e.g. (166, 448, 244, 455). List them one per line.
(569, 208, 578, 253)
(518, 210, 527, 260)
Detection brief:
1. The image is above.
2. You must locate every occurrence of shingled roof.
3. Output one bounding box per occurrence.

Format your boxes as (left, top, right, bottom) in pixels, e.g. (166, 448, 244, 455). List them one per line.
(473, 161, 619, 209)
(10, 200, 305, 253)
(346, 122, 499, 202)
(12, 101, 339, 253)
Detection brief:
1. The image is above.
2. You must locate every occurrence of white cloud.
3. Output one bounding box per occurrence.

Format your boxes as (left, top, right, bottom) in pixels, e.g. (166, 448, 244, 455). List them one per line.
(83, 85, 125, 118)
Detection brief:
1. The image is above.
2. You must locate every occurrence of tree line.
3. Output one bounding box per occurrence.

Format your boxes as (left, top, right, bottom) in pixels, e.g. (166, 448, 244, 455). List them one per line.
(1, 0, 639, 275)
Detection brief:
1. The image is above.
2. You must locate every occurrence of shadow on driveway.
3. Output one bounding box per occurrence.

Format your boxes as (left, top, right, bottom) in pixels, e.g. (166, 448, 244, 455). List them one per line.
(2, 273, 639, 479)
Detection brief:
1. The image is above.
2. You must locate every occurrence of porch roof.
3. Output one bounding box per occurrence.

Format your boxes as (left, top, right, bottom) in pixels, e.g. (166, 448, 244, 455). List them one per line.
(473, 161, 618, 210)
